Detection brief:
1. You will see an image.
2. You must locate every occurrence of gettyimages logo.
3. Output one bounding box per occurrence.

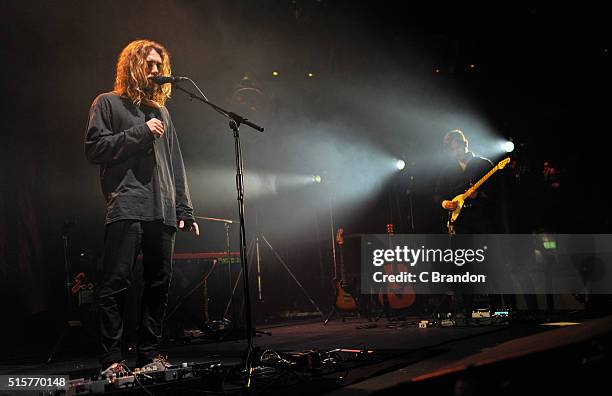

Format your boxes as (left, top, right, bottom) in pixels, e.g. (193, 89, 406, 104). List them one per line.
(363, 234, 612, 295)
(372, 246, 487, 267)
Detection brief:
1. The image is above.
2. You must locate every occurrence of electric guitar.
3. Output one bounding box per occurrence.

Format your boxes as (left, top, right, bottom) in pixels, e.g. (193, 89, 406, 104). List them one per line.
(447, 157, 510, 235)
(333, 228, 358, 311)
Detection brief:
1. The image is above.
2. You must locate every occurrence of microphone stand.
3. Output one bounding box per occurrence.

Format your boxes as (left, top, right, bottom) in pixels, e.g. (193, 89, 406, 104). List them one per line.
(174, 79, 263, 382)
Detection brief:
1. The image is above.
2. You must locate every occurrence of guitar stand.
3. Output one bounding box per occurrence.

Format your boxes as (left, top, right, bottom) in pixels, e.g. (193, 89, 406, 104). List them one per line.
(429, 291, 473, 323)
(323, 299, 361, 326)
(324, 283, 388, 326)
(46, 222, 90, 364)
(372, 307, 405, 324)
(373, 290, 416, 323)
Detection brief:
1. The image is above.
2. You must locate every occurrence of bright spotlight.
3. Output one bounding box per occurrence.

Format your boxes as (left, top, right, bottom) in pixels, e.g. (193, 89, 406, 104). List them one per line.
(312, 175, 322, 184)
(395, 159, 406, 171)
(502, 141, 515, 153)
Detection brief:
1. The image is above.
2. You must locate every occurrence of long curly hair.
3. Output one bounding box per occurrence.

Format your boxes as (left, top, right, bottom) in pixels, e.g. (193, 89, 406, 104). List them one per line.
(113, 39, 172, 106)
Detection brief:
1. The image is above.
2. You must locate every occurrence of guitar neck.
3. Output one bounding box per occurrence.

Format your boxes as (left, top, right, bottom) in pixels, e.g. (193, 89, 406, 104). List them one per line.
(467, 164, 500, 195)
(338, 246, 346, 280)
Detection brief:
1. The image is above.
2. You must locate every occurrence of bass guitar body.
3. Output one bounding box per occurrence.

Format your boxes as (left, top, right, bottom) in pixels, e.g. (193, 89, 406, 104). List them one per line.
(333, 279, 357, 311)
(333, 228, 358, 311)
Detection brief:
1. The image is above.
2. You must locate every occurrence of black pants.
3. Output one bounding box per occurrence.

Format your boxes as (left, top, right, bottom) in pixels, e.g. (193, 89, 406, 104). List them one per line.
(97, 220, 175, 366)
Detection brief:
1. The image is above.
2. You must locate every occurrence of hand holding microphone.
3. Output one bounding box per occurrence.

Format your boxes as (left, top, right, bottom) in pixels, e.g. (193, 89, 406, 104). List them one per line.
(145, 75, 187, 138)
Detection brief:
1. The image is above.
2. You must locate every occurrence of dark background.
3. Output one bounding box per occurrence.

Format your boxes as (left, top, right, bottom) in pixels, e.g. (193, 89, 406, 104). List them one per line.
(1, 1, 610, 352)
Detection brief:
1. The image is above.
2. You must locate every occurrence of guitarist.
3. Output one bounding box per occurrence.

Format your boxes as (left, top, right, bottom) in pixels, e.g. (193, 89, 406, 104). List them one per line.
(434, 129, 500, 234)
(434, 130, 502, 317)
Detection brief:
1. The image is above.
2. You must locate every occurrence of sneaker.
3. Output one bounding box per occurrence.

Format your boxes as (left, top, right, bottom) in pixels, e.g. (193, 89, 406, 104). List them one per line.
(100, 361, 129, 379)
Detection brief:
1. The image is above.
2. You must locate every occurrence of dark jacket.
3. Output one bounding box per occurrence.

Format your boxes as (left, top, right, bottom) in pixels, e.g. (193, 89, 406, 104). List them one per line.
(84, 92, 194, 228)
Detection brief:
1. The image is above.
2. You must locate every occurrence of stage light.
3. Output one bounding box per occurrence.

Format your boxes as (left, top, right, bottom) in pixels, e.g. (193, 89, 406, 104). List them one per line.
(312, 175, 322, 184)
(307, 72, 314, 78)
(502, 141, 515, 153)
(272, 71, 279, 77)
(395, 159, 406, 171)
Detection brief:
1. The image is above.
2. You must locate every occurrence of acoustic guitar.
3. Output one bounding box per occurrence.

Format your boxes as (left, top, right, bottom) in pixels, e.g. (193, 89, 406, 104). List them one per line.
(378, 223, 416, 311)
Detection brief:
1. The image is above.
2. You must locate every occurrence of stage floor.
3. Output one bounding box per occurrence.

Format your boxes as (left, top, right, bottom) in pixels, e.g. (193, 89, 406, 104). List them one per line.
(3, 313, 591, 394)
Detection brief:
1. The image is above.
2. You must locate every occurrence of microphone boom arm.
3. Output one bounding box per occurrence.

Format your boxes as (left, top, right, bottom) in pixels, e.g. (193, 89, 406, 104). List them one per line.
(174, 79, 264, 133)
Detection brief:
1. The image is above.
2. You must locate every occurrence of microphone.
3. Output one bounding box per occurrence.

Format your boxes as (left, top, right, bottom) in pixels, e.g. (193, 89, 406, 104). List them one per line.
(149, 75, 189, 84)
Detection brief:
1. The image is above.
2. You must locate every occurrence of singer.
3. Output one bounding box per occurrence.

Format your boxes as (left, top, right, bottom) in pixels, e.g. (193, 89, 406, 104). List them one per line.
(84, 39, 200, 375)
